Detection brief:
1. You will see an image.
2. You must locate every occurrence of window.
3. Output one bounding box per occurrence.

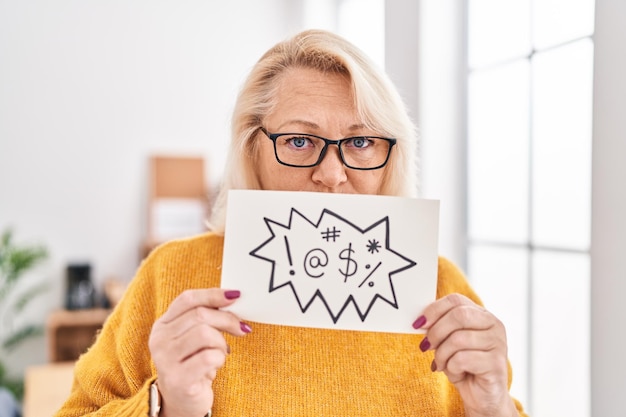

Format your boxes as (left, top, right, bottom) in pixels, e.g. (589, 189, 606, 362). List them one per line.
(302, 0, 384, 69)
(466, 1, 594, 416)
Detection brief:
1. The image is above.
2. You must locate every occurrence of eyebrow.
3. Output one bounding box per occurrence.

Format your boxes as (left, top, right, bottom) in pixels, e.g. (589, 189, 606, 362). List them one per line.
(276, 119, 367, 133)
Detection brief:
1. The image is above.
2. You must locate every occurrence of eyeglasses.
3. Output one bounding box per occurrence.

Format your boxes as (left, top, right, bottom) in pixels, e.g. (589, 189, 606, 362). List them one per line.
(259, 127, 396, 170)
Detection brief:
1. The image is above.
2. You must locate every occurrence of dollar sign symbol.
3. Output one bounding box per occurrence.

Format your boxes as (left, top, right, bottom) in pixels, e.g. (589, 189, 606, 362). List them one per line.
(338, 243, 358, 282)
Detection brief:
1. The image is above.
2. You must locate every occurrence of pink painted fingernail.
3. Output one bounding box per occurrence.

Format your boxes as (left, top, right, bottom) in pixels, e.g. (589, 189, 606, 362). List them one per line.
(240, 322, 252, 333)
(225, 290, 241, 300)
(419, 337, 431, 352)
(412, 315, 427, 329)
(431, 360, 437, 372)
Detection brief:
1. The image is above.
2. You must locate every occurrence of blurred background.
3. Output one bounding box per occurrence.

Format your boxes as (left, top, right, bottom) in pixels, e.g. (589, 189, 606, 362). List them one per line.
(0, 1, 624, 416)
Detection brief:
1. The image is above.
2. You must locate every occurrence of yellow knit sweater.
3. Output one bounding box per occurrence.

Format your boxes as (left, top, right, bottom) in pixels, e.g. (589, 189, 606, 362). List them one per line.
(54, 233, 527, 417)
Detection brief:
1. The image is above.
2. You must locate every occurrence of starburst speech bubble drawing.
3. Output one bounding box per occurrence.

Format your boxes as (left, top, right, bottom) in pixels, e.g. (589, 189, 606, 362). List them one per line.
(249, 208, 417, 324)
(221, 190, 440, 333)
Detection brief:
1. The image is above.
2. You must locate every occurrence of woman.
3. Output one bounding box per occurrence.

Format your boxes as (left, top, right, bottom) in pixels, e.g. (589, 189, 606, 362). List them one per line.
(55, 30, 527, 417)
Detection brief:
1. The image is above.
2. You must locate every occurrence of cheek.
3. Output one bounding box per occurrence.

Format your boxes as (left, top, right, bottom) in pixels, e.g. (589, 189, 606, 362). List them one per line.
(256, 141, 277, 187)
(257, 145, 307, 191)
(350, 170, 386, 194)
(262, 166, 311, 191)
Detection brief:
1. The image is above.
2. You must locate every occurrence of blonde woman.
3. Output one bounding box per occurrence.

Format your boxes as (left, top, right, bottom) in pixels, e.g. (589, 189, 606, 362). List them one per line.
(55, 30, 527, 417)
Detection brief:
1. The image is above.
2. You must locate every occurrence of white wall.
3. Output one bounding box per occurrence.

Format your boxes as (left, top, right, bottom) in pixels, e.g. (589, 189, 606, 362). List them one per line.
(0, 0, 302, 375)
(386, 0, 466, 270)
(591, 0, 626, 415)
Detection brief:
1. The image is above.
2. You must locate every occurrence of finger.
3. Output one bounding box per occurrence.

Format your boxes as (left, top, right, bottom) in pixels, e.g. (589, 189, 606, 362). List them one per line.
(181, 347, 228, 381)
(414, 293, 480, 330)
(169, 324, 230, 362)
(157, 348, 224, 408)
(430, 327, 505, 370)
(160, 306, 247, 340)
(425, 305, 497, 350)
(435, 350, 508, 385)
(160, 289, 241, 323)
(432, 326, 505, 355)
(150, 310, 250, 366)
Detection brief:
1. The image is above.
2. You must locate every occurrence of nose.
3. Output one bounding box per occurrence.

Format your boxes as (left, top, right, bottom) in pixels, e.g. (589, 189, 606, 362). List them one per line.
(311, 146, 347, 190)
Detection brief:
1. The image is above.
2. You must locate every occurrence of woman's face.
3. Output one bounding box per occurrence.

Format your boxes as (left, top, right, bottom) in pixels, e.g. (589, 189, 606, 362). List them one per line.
(255, 67, 387, 194)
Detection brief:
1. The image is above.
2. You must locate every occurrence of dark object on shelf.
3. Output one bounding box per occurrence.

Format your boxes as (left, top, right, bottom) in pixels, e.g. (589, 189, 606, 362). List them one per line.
(65, 263, 95, 310)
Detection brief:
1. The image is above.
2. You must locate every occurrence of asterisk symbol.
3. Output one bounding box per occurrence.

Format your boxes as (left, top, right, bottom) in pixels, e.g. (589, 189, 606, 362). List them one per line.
(366, 239, 381, 254)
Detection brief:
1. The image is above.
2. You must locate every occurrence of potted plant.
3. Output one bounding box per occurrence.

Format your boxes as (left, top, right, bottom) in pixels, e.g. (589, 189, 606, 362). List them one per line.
(0, 229, 48, 404)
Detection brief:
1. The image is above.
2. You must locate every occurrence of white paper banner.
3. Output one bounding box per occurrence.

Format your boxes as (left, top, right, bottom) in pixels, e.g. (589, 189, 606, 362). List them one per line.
(221, 190, 439, 334)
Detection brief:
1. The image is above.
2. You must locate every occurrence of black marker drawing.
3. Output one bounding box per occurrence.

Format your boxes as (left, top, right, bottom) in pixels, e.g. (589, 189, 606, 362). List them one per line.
(321, 226, 341, 242)
(249, 208, 417, 324)
(303, 248, 327, 278)
(367, 239, 381, 254)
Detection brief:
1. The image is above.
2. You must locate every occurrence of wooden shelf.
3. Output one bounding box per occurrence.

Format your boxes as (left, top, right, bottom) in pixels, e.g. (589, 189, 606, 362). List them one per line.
(46, 308, 111, 362)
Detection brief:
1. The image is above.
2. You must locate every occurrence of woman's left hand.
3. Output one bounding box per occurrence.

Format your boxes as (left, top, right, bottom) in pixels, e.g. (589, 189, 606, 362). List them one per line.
(414, 293, 518, 417)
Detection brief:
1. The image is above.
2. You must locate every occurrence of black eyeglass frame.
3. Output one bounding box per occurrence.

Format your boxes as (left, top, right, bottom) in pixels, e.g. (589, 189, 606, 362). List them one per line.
(259, 127, 396, 171)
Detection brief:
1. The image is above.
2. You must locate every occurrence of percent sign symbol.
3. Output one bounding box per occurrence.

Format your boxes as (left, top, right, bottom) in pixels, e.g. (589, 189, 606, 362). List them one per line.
(358, 261, 382, 288)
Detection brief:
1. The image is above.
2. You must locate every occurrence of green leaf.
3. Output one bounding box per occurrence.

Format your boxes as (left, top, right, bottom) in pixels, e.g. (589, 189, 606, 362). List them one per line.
(12, 282, 51, 313)
(0, 228, 49, 353)
(2, 325, 44, 351)
(3, 246, 47, 280)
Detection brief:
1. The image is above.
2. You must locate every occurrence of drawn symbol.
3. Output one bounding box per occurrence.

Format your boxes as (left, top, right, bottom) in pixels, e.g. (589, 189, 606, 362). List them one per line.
(358, 261, 382, 288)
(338, 242, 358, 282)
(284, 236, 295, 276)
(321, 226, 341, 242)
(304, 248, 328, 278)
(366, 239, 381, 254)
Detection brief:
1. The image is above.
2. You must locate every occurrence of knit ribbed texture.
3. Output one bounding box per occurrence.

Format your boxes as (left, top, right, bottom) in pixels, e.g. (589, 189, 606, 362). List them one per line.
(54, 232, 527, 417)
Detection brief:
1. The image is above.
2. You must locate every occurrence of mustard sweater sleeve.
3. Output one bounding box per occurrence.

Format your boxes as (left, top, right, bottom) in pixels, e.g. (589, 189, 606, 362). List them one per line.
(53, 234, 224, 416)
(53, 244, 166, 416)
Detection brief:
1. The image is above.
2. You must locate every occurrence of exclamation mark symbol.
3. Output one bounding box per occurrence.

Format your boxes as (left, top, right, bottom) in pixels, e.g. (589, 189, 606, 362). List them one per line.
(284, 235, 295, 276)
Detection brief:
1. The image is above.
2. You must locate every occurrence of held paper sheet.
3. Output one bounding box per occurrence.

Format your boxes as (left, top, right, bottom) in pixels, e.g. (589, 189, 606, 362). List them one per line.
(221, 190, 439, 334)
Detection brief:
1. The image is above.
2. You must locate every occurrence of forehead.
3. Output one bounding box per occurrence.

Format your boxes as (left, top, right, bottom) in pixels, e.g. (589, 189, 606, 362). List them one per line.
(266, 67, 359, 130)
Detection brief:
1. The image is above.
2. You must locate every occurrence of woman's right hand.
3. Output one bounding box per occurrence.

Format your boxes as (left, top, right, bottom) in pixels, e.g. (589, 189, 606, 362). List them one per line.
(148, 288, 251, 417)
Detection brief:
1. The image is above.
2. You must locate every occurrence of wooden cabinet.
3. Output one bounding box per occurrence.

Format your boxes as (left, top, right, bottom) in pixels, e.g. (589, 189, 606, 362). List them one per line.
(23, 361, 75, 417)
(143, 155, 210, 258)
(46, 308, 111, 362)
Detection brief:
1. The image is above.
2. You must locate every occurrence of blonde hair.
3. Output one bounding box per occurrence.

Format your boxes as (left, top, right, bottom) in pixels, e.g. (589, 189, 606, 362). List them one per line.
(209, 29, 418, 234)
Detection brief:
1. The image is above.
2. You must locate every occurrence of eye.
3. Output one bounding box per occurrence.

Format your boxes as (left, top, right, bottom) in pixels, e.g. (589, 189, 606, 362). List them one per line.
(346, 137, 371, 149)
(282, 135, 317, 150)
(289, 136, 309, 148)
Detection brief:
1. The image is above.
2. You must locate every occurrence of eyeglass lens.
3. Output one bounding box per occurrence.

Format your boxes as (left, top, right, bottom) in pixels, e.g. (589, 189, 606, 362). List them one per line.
(273, 134, 392, 169)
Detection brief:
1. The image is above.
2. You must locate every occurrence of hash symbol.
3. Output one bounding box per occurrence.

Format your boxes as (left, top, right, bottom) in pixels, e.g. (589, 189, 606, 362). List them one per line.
(366, 239, 381, 253)
(321, 226, 341, 242)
